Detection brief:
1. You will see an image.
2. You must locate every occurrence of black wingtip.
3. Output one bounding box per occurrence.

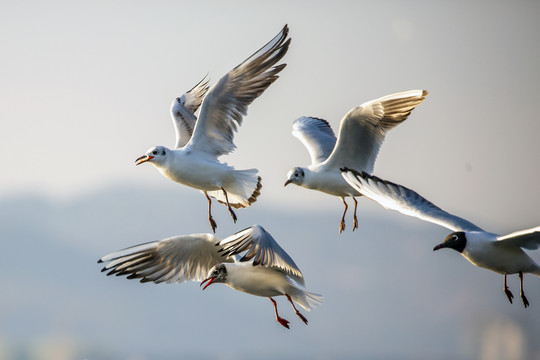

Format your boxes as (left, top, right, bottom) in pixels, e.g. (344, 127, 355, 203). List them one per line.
(97, 259, 103, 263)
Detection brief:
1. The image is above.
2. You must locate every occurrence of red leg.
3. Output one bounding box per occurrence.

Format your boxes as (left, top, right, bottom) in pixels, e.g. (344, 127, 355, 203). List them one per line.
(286, 294, 308, 325)
(352, 196, 358, 231)
(339, 197, 348, 234)
(221, 187, 237, 223)
(204, 193, 217, 233)
(269, 297, 289, 329)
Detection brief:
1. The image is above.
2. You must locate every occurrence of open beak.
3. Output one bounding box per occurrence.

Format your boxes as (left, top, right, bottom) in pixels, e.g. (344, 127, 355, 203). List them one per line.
(284, 179, 292, 187)
(433, 243, 447, 251)
(135, 155, 153, 165)
(200, 277, 215, 290)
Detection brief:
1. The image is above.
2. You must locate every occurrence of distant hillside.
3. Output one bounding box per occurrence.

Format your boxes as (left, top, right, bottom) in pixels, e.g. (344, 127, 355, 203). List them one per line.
(0, 185, 538, 360)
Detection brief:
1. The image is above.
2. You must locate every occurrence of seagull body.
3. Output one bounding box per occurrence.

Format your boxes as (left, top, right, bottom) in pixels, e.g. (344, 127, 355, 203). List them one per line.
(98, 225, 322, 329)
(136, 25, 291, 232)
(341, 169, 540, 307)
(285, 90, 428, 234)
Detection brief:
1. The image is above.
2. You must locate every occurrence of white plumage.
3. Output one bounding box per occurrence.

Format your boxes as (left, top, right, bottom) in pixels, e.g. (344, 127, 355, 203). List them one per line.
(341, 169, 540, 307)
(285, 90, 428, 234)
(136, 25, 291, 232)
(99, 225, 322, 329)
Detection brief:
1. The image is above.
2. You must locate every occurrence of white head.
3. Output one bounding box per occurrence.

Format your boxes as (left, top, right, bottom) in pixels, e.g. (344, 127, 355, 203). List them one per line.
(200, 264, 228, 290)
(284, 167, 306, 187)
(135, 146, 169, 166)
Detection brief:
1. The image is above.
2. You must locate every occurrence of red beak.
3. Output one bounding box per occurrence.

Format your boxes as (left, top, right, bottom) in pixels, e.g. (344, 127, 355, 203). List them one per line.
(135, 155, 153, 165)
(200, 277, 215, 290)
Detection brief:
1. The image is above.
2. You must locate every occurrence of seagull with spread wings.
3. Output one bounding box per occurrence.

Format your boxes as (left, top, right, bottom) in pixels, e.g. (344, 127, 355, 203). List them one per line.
(98, 225, 322, 329)
(341, 168, 540, 307)
(136, 25, 291, 232)
(284, 90, 428, 234)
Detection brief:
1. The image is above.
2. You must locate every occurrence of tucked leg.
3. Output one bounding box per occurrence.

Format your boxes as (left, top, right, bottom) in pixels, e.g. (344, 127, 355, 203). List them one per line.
(503, 274, 514, 304)
(221, 187, 237, 223)
(204, 192, 217, 233)
(286, 294, 308, 325)
(339, 197, 348, 234)
(352, 196, 358, 231)
(519, 271, 529, 308)
(269, 297, 289, 329)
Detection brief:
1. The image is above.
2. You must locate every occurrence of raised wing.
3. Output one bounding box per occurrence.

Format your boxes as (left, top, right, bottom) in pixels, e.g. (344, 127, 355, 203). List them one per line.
(292, 116, 337, 165)
(98, 233, 233, 284)
(341, 168, 483, 232)
(323, 90, 428, 172)
(218, 225, 305, 286)
(186, 25, 291, 156)
(170, 76, 210, 149)
(497, 226, 540, 250)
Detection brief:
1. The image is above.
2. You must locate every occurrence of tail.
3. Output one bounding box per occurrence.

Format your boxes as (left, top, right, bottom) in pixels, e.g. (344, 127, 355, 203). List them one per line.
(290, 289, 324, 312)
(207, 170, 262, 209)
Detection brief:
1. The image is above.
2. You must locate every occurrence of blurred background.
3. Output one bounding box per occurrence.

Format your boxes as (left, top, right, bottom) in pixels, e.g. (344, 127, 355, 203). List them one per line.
(1, 1, 539, 359)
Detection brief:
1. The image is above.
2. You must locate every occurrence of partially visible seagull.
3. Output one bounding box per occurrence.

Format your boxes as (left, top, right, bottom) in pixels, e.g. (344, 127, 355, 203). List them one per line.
(341, 168, 540, 307)
(136, 25, 291, 232)
(284, 90, 428, 234)
(98, 224, 322, 329)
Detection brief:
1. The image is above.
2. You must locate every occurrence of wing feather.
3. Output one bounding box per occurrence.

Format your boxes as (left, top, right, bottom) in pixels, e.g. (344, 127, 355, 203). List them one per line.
(497, 226, 540, 250)
(323, 90, 428, 172)
(292, 116, 337, 165)
(218, 225, 305, 286)
(170, 76, 210, 148)
(341, 168, 483, 232)
(98, 234, 233, 284)
(187, 25, 290, 156)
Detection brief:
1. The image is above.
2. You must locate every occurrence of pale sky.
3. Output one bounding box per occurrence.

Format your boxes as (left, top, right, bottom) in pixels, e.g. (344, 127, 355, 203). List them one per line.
(2, 1, 540, 232)
(1, 1, 540, 358)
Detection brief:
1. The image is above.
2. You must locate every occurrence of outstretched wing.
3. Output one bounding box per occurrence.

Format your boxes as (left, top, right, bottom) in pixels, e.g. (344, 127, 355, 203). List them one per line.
(341, 168, 483, 232)
(218, 225, 305, 286)
(186, 25, 291, 157)
(292, 116, 337, 165)
(170, 76, 210, 149)
(497, 226, 540, 250)
(98, 233, 233, 284)
(323, 90, 428, 173)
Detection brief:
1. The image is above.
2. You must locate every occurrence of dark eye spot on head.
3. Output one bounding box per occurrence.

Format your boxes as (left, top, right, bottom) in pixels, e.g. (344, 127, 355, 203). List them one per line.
(152, 150, 158, 155)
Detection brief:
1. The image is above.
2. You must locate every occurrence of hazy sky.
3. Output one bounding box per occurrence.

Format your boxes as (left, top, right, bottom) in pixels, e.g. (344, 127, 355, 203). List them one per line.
(2, 0, 540, 233)
(1, 1, 540, 358)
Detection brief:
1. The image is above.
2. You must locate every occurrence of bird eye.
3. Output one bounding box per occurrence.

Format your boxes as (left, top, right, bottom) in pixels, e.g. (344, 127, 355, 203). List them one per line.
(152, 150, 158, 155)
(452, 235, 458, 241)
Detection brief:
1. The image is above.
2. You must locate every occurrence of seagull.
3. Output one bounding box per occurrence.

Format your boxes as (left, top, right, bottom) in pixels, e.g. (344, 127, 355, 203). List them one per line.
(341, 168, 540, 307)
(284, 90, 428, 234)
(135, 25, 291, 232)
(98, 225, 322, 329)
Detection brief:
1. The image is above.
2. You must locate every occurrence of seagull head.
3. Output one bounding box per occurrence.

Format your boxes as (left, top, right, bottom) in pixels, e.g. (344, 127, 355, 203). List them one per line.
(135, 146, 168, 166)
(284, 167, 305, 187)
(433, 232, 467, 253)
(200, 264, 228, 290)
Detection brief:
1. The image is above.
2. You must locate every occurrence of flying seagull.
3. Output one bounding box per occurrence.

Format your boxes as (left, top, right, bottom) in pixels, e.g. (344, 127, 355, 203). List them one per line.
(136, 25, 291, 232)
(98, 225, 322, 329)
(284, 90, 428, 234)
(341, 168, 540, 307)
